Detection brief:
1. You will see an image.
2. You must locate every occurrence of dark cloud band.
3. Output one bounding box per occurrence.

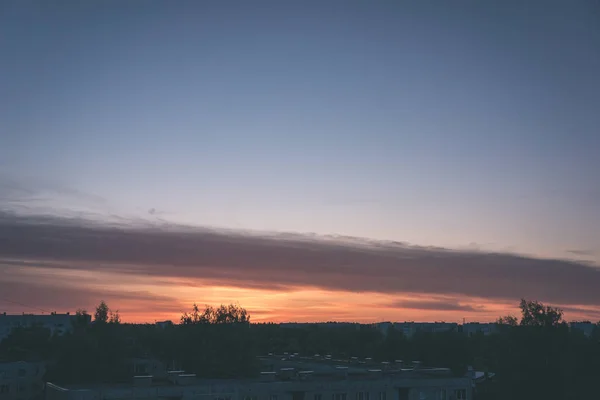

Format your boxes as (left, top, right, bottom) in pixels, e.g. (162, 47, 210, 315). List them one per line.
(1, 211, 600, 307)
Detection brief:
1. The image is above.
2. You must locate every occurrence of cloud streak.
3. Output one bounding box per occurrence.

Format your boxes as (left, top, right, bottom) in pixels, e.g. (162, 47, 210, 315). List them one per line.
(384, 299, 487, 312)
(1, 210, 600, 315)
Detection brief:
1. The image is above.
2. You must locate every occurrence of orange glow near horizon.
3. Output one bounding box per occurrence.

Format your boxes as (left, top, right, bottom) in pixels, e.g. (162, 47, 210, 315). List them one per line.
(3, 259, 600, 324)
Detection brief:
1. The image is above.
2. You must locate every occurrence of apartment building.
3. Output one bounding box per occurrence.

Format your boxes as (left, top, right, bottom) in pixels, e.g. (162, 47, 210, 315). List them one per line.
(461, 323, 498, 337)
(45, 355, 472, 400)
(568, 321, 596, 337)
(392, 323, 458, 338)
(0, 313, 91, 341)
(0, 361, 45, 400)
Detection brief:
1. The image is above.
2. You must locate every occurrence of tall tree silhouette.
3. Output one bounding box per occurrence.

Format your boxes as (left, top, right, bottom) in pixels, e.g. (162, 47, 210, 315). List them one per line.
(94, 301, 109, 324)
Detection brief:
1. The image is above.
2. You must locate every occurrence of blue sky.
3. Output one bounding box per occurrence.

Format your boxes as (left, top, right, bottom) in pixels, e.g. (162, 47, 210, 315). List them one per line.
(2, 1, 599, 262)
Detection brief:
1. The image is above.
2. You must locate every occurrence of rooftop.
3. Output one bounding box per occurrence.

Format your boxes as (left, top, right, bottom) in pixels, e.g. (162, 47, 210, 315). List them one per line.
(257, 353, 454, 380)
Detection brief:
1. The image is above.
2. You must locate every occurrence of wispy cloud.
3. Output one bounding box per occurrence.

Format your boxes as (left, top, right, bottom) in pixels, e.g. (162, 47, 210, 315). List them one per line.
(0, 174, 107, 206)
(383, 299, 487, 312)
(566, 249, 595, 256)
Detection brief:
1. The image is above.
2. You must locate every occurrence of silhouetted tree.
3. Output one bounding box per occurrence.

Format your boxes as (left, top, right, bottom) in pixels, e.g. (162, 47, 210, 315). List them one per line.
(74, 308, 90, 329)
(181, 303, 249, 325)
(94, 301, 110, 324)
(496, 315, 518, 326)
(518, 298, 564, 327)
(109, 309, 121, 324)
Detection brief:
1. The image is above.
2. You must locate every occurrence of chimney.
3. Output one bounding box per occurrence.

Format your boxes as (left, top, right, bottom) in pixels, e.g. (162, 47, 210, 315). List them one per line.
(412, 361, 422, 370)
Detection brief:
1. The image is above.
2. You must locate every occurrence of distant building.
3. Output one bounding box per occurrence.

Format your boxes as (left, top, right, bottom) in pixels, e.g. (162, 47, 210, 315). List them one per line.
(374, 322, 393, 336)
(279, 323, 360, 330)
(46, 354, 473, 400)
(155, 320, 173, 329)
(393, 322, 458, 338)
(569, 321, 596, 337)
(0, 361, 46, 400)
(0, 313, 91, 341)
(461, 323, 498, 337)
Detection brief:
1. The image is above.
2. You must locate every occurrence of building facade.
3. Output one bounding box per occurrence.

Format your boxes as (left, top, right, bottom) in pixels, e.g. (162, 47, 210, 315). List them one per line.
(0, 361, 45, 400)
(392, 323, 458, 338)
(461, 323, 497, 337)
(45, 355, 472, 400)
(0, 313, 91, 342)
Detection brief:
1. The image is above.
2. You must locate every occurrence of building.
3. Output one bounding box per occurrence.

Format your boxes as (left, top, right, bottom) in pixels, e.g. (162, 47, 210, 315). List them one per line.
(393, 323, 458, 338)
(279, 323, 360, 330)
(0, 361, 46, 400)
(374, 323, 393, 337)
(0, 313, 90, 341)
(45, 354, 472, 400)
(461, 323, 498, 337)
(569, 321, 596, 337)
(155, 321, 174, 329)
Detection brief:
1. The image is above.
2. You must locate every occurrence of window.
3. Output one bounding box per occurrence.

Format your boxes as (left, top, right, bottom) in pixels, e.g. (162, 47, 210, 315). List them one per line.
(314, 395, 322, 400)
(18, 369, 26, 377)
(454, 389, 466, 400)
(244, 396, 257, 400)
(378, 393, 386, 400)
(333, 394, 347, 400)
(439, 389, 447, 400)
(270, 396, 278, 400)
(18, 384, 26, 392)
(0, 384, 10, 394)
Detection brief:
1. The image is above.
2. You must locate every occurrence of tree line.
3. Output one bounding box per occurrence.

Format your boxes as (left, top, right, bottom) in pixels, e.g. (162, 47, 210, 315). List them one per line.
(0, 299, 599, 400)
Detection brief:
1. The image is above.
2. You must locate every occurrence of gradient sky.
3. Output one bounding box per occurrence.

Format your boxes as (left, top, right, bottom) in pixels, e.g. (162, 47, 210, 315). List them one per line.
(1, 1, 599, 323)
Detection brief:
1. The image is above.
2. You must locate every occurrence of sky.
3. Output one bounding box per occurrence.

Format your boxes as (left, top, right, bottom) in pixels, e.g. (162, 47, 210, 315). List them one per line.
(1, 1, 599, 323)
